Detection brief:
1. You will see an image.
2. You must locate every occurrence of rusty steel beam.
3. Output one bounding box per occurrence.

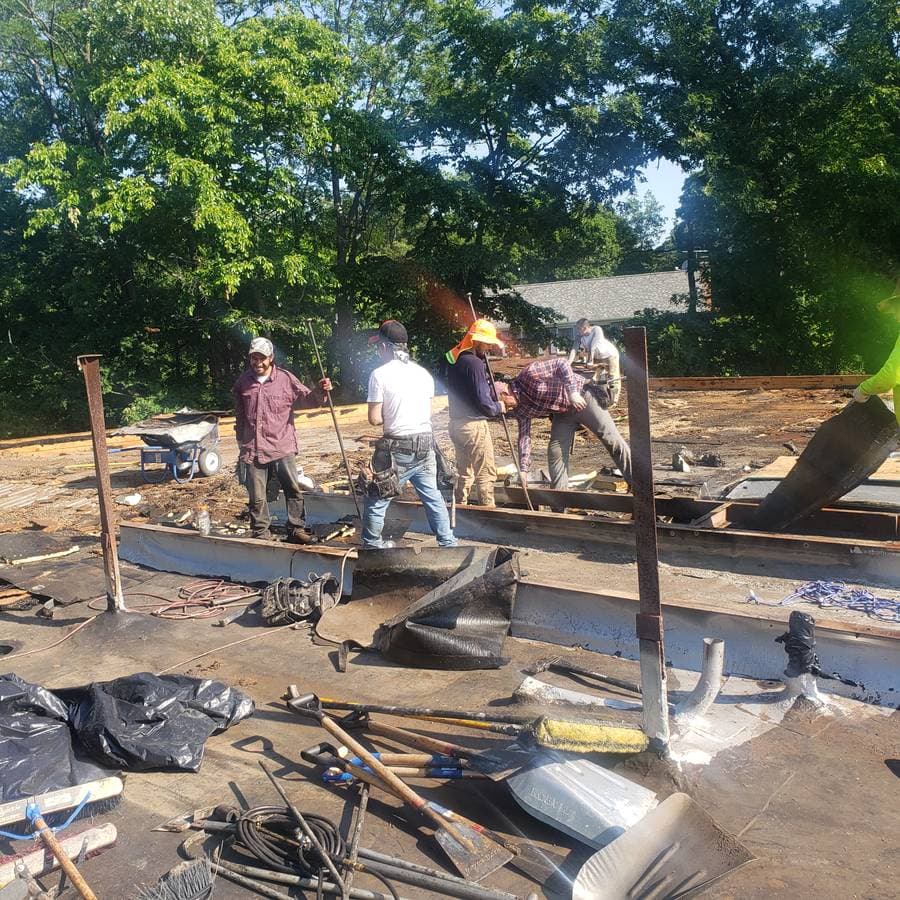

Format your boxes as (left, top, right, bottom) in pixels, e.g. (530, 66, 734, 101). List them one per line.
(623, 326, 669, 749)
(500, 486, 899, 541)
(77, 354, 126, 612)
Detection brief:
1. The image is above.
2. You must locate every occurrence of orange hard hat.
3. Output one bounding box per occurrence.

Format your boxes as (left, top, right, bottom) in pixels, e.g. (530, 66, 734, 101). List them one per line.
(467, 319, 504, 348)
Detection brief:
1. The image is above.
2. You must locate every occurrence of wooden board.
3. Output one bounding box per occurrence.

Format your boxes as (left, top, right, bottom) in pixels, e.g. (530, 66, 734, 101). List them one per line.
(648, 375, 865, 391)
(0, 398, 451, 456)
(748, 454, 900, 484)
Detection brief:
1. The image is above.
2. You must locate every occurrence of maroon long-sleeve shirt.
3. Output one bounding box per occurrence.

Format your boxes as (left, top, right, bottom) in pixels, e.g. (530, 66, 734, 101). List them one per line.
(233, 366, 325, 464)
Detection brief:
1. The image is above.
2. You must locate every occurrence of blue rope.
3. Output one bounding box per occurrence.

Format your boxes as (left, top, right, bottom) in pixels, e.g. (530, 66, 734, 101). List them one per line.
(747, 580, 900, 623)
(0, 790, 93, 841)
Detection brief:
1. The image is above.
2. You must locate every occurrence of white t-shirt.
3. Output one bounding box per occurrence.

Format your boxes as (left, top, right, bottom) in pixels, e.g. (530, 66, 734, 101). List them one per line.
(569, 325, 620, 365)
(367, 359, 434, 436)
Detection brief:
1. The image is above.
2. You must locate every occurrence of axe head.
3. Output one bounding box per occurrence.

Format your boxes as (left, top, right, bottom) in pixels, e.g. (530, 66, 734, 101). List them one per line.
(523, 655, 564, 676)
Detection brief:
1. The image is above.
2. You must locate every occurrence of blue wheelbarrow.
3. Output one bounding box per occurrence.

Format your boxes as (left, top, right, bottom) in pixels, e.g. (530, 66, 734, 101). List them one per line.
(119, 413, 221, 484)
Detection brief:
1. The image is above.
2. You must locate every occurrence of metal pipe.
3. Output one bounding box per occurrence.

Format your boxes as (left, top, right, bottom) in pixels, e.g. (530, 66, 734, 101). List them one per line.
(465, 294, 534, 511)
(305, 320, 362, 519)
(674, 638, 725, 723)
(343, 782, 369, 898)
(76, 354, 125, 612)
(622, 327, 669, 750)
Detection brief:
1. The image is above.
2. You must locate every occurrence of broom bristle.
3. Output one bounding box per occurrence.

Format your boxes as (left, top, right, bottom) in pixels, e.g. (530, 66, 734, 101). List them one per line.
(135, 859, 214, 900)
(533, 717, 650, 754)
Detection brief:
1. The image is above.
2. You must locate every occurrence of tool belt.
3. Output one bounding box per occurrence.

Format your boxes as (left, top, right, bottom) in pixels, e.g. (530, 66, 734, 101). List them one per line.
(374, 433, 435, 456)
(360, 432, 435, 501)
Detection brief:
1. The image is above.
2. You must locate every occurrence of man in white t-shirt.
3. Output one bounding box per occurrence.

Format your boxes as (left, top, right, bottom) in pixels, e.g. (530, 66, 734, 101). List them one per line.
(361, 320, 457, 549)
(568, 318, 622, 406)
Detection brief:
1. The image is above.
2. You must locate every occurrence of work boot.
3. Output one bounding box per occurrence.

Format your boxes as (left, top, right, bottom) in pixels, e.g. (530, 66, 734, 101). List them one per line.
(252, 530, 277, 541)
(287, 527, 318, 545)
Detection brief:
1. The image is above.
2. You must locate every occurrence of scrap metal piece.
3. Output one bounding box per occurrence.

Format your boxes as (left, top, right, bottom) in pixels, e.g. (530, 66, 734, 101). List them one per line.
(512, 676, 643, 712)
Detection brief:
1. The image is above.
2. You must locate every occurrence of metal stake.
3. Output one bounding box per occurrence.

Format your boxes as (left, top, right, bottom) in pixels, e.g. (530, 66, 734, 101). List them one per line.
(622, 327, 669, 750)
(76, 355, 126, 612)
(304, 320, 361, 519)
(465, 294, 534, 511)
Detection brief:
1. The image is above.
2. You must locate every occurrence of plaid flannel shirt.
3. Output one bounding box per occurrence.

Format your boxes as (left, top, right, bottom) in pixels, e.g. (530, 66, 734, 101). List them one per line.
(509, 358, 585, 472)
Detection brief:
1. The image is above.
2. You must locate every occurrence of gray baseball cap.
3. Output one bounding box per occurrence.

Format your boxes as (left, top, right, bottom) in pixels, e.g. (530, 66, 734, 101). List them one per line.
(249, 337, 274, 357)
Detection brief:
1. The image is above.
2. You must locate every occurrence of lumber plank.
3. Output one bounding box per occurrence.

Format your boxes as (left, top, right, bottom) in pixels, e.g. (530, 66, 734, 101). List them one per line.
(748, 454, 900, 483)
(648, 375, 865, 391)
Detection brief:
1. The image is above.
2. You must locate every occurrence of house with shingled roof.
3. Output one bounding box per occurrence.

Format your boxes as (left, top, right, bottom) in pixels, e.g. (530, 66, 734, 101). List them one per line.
(511, 269, 694, 344)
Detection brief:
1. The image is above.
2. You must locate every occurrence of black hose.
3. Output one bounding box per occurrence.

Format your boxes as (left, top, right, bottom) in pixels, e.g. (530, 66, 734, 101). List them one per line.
(232, 805, 399, 900)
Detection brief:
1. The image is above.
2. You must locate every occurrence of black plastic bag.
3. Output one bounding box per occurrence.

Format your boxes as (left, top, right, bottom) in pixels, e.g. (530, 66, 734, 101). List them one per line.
(0, 673, 107, 802)
(69, 672, 254, 772)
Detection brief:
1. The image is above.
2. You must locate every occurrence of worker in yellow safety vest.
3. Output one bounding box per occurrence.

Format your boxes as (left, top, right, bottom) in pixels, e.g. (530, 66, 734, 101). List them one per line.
(852, 285, 900, 425)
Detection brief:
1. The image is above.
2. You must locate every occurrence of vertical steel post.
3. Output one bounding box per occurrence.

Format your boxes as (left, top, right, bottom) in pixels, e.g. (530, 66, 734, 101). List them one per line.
(77, 355, 126, 612)
(622, 327, 669, 749)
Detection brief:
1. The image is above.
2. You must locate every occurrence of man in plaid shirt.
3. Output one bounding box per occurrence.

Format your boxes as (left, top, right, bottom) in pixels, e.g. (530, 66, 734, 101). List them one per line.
(503, 357, 631, 490)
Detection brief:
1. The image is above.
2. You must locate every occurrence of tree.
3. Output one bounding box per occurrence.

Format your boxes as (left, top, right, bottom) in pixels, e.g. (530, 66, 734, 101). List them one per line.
(608, 0, 900, 373)
(0, 0, 345, 431)
(615, 190, 671, 273)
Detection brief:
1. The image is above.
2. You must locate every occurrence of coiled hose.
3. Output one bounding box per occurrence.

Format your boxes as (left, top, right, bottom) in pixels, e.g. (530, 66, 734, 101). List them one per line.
(232, 805, 399, 900)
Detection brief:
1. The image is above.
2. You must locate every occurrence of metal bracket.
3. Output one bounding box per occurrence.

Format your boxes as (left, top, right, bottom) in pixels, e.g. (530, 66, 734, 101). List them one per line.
(636, 613, 663, 642)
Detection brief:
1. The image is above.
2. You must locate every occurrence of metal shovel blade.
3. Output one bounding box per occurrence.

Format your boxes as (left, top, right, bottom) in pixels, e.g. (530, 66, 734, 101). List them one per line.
(573, 793, 754, 899)
(434, 819, 514, 882)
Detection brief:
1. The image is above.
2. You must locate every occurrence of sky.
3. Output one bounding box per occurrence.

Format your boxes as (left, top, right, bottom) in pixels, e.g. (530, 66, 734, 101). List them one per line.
(637, 157, 688, 233)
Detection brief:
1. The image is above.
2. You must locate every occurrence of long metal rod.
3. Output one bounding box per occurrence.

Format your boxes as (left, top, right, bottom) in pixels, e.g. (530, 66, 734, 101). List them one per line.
(259, 761, 347, 894)
(76, 354, 125, 612)
(465, 294, 534, 510)
(305, 320, 362, 519)
(622, 327, 669, 750)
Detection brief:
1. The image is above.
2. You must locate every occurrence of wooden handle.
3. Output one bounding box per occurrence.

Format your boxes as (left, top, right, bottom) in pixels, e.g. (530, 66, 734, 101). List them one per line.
(338, 748, 466, 768)
(320, 716, 473, 849)
(367, 719, 469, 759)
(32, 815, 97, 900)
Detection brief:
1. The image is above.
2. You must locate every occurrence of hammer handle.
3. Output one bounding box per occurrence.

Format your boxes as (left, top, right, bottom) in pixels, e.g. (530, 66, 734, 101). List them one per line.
(32, 814, 97, 900)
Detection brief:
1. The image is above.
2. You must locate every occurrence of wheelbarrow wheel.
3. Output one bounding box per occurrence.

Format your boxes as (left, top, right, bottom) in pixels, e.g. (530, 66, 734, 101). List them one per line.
(198, 449, 220, 477)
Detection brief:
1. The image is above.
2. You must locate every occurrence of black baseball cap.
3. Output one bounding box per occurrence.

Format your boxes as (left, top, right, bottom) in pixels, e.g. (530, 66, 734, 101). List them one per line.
(368, 319, 408, 345)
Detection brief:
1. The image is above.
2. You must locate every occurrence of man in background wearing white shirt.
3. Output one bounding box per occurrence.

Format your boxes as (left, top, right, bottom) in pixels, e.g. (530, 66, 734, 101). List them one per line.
(361, 320, 457, 549)
(568, 318, 622, 406)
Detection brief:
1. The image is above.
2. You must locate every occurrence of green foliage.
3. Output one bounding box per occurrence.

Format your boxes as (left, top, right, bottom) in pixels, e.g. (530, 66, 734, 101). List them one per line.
(0, 0, 896, 436)
(609, 0, 899, 372)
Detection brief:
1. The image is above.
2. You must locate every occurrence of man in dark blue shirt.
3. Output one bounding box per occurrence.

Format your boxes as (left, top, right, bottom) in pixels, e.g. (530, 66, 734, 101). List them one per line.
(445, 320, 516, 506)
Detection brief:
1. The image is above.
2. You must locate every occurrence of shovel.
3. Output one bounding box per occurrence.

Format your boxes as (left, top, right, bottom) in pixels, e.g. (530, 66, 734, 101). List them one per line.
(335, 754, 566, 887)
(573, 793, 754, 899)
(287, 692, 513, 882)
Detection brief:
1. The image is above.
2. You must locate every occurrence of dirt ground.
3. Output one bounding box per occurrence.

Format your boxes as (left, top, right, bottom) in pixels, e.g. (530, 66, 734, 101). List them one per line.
(0, 386, 848, 535)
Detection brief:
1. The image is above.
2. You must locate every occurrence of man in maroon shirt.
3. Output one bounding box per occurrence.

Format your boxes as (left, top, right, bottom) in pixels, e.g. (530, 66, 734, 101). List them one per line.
(233, 337, 332, 542)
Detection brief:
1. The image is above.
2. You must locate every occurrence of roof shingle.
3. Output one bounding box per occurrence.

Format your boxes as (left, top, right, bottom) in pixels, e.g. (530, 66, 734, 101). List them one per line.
(513, 270, 690, 324)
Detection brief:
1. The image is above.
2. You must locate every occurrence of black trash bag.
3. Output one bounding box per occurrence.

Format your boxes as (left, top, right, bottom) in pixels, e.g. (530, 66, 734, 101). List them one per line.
(0, 673, 107, 802)
(776, 611, 819, 678)
(69, 673, 254, 772)
(375, 548, 520, 670)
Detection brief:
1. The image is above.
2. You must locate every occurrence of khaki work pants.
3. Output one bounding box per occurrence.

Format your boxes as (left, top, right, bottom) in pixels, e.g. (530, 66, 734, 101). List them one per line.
(449, 419, 497, 506)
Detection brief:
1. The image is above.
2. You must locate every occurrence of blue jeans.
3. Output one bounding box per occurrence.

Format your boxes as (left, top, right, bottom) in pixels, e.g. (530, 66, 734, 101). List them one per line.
(362, 449, 457, 549)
